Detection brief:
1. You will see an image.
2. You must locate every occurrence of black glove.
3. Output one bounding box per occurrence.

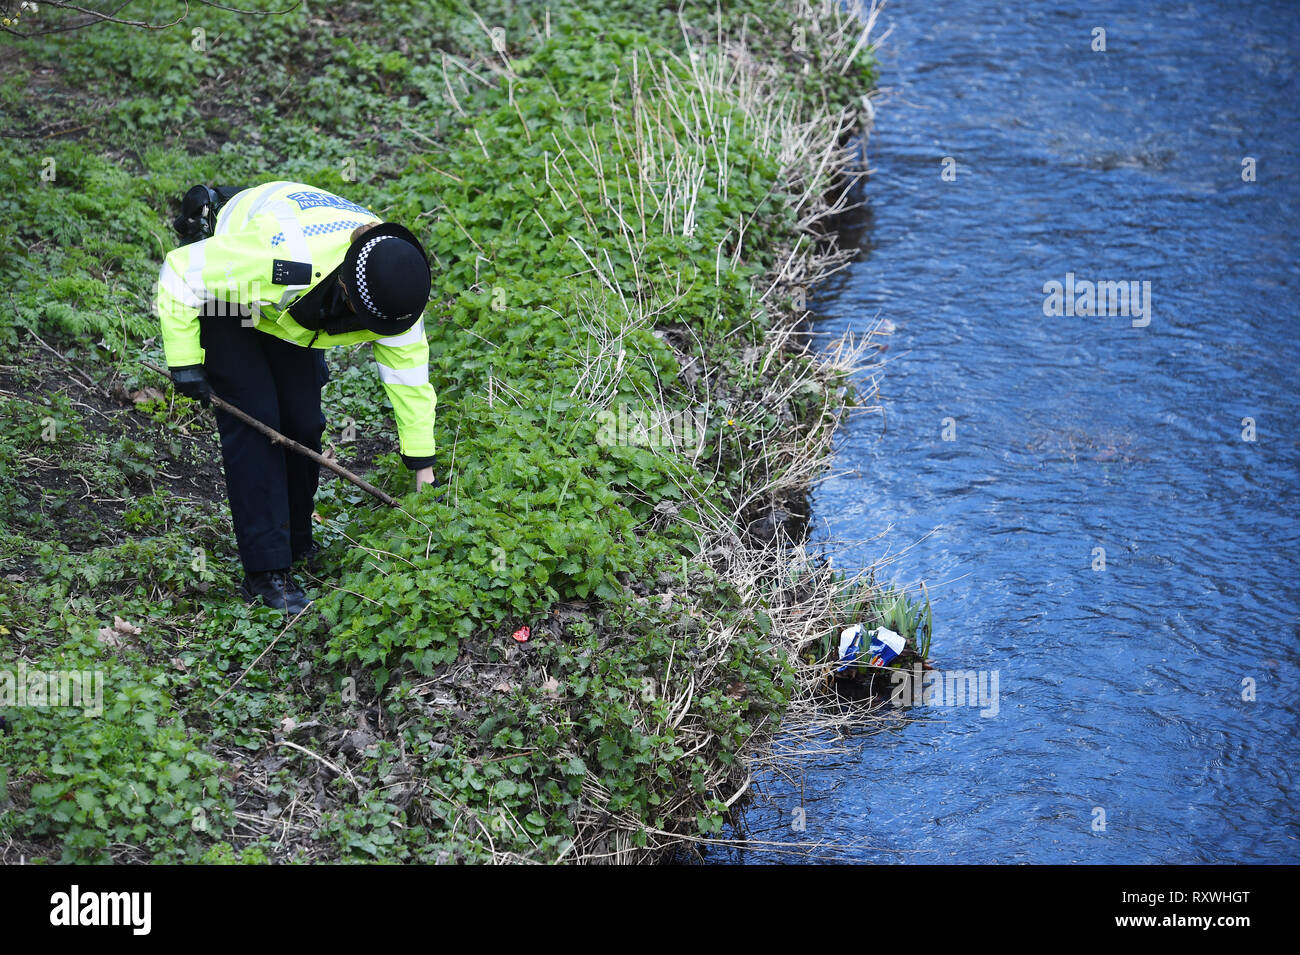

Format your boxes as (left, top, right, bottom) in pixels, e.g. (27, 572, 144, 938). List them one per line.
(170, 365, 211, 407)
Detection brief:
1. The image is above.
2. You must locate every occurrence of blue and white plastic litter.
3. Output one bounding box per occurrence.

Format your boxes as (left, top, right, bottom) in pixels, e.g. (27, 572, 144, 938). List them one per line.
(837, 624, 906, 673)
(836, 624, 864, 673)
(868, 626, 906, 667)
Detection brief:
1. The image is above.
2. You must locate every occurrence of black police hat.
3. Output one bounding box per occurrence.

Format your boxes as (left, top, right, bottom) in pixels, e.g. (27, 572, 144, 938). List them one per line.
(339, 223, 432, 335)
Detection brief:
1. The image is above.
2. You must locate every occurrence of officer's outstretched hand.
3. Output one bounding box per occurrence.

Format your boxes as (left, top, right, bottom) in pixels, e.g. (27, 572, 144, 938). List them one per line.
(170, 365, 212, 407)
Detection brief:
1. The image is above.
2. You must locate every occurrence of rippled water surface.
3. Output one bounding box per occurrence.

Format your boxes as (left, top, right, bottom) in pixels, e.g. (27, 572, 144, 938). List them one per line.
(720, 0, 1300, 863)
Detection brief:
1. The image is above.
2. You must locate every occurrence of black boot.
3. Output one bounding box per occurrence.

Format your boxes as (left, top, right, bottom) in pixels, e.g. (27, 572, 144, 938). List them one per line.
(240, 569, 311, 615)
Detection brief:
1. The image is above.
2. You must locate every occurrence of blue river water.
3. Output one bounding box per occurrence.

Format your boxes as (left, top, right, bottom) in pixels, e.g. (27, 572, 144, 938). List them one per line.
(719, 0, 1300, 863)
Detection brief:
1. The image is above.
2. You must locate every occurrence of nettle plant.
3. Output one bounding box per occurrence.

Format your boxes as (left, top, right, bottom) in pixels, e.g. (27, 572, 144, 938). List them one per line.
(0, 645, 230, 864)
(317, 400, 687, 679)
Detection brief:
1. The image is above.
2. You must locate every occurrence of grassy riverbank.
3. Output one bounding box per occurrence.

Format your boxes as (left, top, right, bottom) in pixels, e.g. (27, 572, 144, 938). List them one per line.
(0, 0, 921, 863)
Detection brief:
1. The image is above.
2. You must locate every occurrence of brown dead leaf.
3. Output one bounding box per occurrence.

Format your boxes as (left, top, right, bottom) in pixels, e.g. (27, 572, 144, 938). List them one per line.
(541, 677, 561, 698)
(99, 616, 140, 649)
(129, 387, 165, 406)
(113, 615, 141, 636)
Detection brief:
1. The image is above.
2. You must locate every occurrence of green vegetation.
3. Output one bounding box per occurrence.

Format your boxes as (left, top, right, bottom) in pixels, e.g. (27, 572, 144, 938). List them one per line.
(0, 0, 908, 863)
(816, 577, 934, 670)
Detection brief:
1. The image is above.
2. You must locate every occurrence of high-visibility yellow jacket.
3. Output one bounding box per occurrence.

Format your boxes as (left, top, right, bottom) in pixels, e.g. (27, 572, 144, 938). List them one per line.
(154, 180, 436, 463)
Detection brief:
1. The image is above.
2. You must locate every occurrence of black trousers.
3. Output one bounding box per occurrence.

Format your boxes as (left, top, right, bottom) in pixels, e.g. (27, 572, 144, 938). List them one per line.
(199, 315, 329, 575)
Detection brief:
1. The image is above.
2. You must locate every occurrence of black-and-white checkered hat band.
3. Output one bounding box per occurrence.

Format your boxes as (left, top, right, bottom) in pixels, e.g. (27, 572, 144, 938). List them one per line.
(354, 234, 394, 319)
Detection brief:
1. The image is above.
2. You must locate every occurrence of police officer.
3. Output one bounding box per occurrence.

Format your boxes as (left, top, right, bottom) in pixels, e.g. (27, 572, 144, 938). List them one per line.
(156, 181, 438, 613)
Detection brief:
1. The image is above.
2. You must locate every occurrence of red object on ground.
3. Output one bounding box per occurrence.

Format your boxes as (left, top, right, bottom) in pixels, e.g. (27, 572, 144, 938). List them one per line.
(512, 625, 531, 643)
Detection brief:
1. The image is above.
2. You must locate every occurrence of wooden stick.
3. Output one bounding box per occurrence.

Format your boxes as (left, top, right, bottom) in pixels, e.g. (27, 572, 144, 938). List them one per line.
(140, 359, 399, 508)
